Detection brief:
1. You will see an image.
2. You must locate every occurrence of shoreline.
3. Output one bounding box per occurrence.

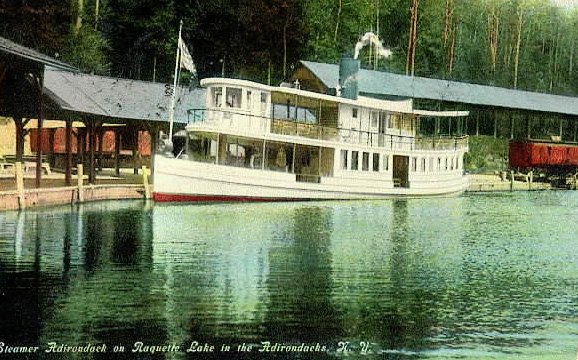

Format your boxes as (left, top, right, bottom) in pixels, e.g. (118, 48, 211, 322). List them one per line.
(0, 184, 149, 211)
(466, 174, 552, 192)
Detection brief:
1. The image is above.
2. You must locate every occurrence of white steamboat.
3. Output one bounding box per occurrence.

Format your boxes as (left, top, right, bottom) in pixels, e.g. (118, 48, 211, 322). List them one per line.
(154, 59, 469, 202)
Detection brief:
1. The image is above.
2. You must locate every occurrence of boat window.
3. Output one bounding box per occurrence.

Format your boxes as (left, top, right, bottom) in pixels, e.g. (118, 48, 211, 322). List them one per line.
(421, 158, 426, 172)
(412, 157, 418, 172)
(437, 158, 441, 171)
(260, 92, 268, 114)
(383, 155, 389, 171)
(362, 152, 369, 171)
(388, 114, 396, 128)
(373, 153, 380, 172)
(351, 151, 359, 170)
(246, 90, 253, 110)
(340, 150, 348, 170)
(226, 87, 242, 108)
(445, 158, 449, 170)
(212, 87, 223, 107)
(379, 112, 388, 134)
(371, 111, 379, 128)
(352, 108, 358, 118)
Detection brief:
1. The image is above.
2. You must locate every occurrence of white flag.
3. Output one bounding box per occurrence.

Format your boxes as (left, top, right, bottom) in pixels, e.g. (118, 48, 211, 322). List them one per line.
(178, 37, 197, 76)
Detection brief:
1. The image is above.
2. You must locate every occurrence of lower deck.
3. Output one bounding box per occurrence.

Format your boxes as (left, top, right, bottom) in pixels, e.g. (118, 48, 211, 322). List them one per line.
(173, 132, 467, 190)
(154, 131, 469, 201)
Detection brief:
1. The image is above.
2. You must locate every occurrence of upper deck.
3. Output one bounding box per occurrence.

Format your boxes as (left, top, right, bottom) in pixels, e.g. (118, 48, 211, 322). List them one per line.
(188, 78, 468, 153)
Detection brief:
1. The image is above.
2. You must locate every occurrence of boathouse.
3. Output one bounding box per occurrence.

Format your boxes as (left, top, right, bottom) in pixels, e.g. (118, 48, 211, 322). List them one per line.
(1, 35, 204, 191)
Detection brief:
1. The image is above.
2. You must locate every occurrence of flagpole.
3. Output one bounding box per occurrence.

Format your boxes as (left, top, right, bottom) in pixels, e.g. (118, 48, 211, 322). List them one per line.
(168, 19, 183, 141)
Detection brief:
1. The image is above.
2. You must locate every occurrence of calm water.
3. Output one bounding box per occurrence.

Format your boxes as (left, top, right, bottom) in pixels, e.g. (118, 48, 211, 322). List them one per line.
(1, 192, 577, 360)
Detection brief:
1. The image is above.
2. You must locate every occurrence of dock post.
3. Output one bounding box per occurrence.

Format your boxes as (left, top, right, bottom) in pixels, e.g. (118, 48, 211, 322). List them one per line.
(16, 162, 25, 210)
(510, 170, 514, 191)
(142, 165, 151, 199)
(77, 164, 84, 203)
(529, 171, 533, 191)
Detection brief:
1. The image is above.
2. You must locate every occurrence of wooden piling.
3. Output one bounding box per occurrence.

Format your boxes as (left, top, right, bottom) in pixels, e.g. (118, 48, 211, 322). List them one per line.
(77, 163, 84, 203)
(16, 162, 25, 210)
(142, 165, 151, 199)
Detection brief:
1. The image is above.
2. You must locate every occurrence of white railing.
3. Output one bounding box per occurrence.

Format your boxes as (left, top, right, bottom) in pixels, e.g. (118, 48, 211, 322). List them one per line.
(187, 108, 469, 152)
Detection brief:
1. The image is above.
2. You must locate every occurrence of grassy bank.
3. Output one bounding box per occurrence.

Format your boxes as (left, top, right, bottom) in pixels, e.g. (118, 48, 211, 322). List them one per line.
(464, 135, 509, 174)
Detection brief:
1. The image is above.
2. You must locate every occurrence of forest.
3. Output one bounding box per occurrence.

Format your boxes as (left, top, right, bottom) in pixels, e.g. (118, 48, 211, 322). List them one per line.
(1, 0, 578, 96)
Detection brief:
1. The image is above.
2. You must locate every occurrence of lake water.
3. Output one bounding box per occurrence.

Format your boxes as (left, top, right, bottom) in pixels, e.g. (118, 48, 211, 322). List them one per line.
(0, 192, 577, 360)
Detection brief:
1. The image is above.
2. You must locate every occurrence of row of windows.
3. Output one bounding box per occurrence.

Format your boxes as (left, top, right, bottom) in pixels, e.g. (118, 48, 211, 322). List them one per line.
(340, 150, 462, 173)
(412, 156, 462, 172)
(350, 108, 415, 132)
(210, 86, 268, 112)
(340, 150, 388, 172)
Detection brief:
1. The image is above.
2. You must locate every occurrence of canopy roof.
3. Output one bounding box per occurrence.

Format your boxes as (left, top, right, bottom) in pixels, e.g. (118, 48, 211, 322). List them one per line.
(44, 68, 205, 123)
(0, 36, 76, 71)
(298, 61, 578, 117)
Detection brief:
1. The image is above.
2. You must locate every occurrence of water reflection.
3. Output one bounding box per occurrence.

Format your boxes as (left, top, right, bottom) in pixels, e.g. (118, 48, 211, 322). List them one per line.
(0, 193, 577, 359)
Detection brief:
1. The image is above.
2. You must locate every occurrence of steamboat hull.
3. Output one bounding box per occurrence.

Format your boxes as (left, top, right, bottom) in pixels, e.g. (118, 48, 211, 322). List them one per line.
(153, 155, 470, 202)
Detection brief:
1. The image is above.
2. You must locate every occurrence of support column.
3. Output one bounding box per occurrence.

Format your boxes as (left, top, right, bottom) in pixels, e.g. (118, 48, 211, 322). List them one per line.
(262, 139, 266, 170)
(14, 118, 25, 162)
(78, 127, 86, 167)
(149, 126, 158, 183)
(48, 128, 56, 168)
(526, 114, 531, 139)
(493, 110, 498, 138)
(114, 128, 121, 177)
(476, 116, 479, 136)
(510, 115, 514, 140)
(88, 120, 96, 184)
(36, 72, 45, 189)
(65, 118, 72, 186)
(35, 116, 43, 188)
(133, 127, 139, 175)
(97, 125, 104, 172)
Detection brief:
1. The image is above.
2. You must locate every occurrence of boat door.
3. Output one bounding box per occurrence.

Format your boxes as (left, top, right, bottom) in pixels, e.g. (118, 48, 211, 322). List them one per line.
(392, 155, 409, 188)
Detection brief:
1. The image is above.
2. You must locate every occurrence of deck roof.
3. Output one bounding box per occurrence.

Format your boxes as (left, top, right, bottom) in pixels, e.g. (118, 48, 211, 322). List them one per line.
(299, 61, 578, 117)
(0, 36, 77, 71)
(44, 68, 205, 123)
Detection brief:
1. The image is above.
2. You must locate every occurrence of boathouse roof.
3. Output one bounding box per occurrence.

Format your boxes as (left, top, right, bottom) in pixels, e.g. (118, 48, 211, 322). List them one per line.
(296, 61, 578, 117)
(0, 36, 77, 72)
(43, 68, 205, 123)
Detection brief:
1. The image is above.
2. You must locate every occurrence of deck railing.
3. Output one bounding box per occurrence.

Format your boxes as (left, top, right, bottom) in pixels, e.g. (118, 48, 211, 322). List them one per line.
(187, 108, 468, 152)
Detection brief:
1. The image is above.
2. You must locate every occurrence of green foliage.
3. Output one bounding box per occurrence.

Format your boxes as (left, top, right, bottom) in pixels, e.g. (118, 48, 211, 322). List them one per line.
(464, 135, 509, 173)
(4, 0, 578, 97)
(63, 26, 111, 74)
